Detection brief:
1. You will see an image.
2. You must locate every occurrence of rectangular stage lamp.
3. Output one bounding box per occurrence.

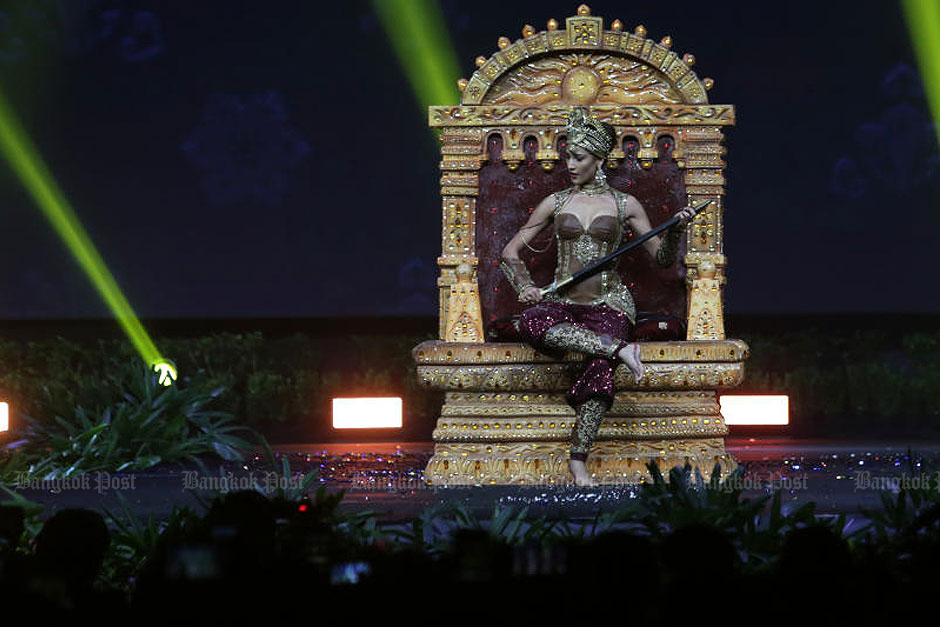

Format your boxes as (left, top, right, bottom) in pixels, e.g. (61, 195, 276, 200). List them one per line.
(332, 397, 402, 429)
(720, 395, 789, 425)
(0, 402, 8, 432)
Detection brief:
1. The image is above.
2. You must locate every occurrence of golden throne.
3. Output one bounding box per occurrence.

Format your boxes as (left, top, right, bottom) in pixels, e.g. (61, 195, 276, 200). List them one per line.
(413, 5, 748, 485)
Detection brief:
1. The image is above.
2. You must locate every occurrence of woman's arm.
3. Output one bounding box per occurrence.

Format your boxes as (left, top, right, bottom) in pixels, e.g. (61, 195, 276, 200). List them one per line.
(622, 196, 693, 266)
(501, 194, 556, 261)
(500, 194, 556, 303)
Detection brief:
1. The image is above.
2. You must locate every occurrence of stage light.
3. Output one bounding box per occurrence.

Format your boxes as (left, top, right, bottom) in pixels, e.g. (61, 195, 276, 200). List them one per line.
(372, 0, 462, 115)
(0, 87, 173, 374)
(151, 359, 178, 387)
(720, 395, 789, 426)
(902, 0, 940, 148)
(332, 397, 403, 429)
(0, 402, 8, 432)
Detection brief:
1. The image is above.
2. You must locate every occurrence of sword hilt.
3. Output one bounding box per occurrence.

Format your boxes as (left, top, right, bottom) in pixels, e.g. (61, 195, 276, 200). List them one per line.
(537, 277, 571, 299)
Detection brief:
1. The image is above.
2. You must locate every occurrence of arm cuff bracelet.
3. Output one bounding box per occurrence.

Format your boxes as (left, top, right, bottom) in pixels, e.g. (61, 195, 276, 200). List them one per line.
(500, 258, 535, 295)
(656, 228, 682, 267)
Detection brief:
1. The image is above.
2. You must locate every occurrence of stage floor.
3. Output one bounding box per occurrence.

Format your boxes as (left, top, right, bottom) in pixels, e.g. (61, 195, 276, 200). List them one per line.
(10, 438, 940, 531)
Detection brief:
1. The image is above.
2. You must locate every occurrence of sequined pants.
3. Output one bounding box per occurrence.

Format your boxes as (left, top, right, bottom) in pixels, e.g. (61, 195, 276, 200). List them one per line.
(516, 301, 634, 460)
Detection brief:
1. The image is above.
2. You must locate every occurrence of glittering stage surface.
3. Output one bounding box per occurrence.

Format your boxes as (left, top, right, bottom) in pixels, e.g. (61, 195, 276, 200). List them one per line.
(312, 439, 940, 523)
(13, 438, 940, 527)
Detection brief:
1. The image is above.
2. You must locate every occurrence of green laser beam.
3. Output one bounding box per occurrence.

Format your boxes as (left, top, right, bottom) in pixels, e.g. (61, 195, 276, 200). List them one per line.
(372, 0, 462, 113)
(902, 0, 940, 149)
(0, 87, 164, 368)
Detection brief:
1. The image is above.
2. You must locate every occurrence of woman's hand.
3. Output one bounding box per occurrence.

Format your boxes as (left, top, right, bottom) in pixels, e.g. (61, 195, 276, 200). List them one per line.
(519, 286, 543, 305)
(674, 206, 695, 231)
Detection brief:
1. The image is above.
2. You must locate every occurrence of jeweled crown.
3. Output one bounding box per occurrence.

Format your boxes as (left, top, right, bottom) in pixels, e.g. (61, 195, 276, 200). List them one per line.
(565, 107, 615, 159)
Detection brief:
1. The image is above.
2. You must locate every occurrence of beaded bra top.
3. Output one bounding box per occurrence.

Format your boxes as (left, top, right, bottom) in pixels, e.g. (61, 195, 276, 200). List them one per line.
(547, 187, 637, 323)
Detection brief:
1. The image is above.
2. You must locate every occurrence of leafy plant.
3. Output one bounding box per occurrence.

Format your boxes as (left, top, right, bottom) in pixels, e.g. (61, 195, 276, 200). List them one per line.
(100, 493, 203, 595)
(0, 483, 45, 548)
(253, 434, 320, 503)
(628, 461, 846, 570)
(853, 449, 940, 542)
(4, 360, 255, 480)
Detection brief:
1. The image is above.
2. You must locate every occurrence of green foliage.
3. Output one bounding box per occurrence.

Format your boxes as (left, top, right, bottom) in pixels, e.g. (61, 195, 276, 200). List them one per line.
(0, 483, 45, 545)
(0, 330, 441, 440)
(99, 495, 203, 595)
(2, 326, 940, 442)
(2, 360, 254, 481)
(380, 461, 847, 572)
(840, 451, 940, 587)
(737, 327, 940, 432)
(0, 336, 127, 426)
(384, 502, 455, 554)
(6, 457, 940, 597)
(5, 323, 940, 593)
(159, 332, 311, 424)
(852, 450, 940, 541)
(634, 461, 843, 570)
(254, 433, 322, 503)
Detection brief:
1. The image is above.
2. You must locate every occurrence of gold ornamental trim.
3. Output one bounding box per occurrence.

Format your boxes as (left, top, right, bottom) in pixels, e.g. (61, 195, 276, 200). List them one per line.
(441, 401, 720, 418)
(458, 8, 712, 107)
(430, 105, 734, 127)
(684, 144, 726, 155)
(442, 403, 575, 417)
(424, 438, 737, 485)
(432, 415, 727, 442)
(685, 155, 725, 168)
(413, 339, 749, 364)
(438, 391, 722, 416)
(440, 390, 719, 416)
(685, 251, 727, 267)
(441, 186, 479, 196)
(685, 184, 726, 196)
(444, 390, 715, 402)
(416, 361, 744, 391)
(685, 170, 725, 185)
(566, 15, 603, 47)
(440, 159, 480, 171)
(441, 174, 478, 187)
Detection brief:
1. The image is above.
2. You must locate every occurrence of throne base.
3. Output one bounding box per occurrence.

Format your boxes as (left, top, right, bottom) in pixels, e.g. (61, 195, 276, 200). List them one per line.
(425, 437, 737, 486)
(415, 340, 747, 486)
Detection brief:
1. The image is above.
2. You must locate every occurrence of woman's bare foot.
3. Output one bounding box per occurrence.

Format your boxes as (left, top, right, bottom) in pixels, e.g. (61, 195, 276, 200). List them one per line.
(568, 459, 595, 486)
(617, 343, 644, 383)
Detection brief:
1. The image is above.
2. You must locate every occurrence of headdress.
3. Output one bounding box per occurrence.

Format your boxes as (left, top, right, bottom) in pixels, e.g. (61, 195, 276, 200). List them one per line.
(565, 107, 615, 159)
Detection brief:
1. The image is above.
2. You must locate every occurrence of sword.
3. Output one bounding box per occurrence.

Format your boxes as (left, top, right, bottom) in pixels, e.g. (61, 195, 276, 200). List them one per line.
(538, 199, 713, 298)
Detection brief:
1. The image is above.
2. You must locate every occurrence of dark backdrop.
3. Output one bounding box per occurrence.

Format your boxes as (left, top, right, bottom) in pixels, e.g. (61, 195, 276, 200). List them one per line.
(0, 0, 936, 319)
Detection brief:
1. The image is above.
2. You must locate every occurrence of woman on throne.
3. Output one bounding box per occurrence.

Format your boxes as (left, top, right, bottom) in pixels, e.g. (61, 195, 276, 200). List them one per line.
(500, 107, 694, 486)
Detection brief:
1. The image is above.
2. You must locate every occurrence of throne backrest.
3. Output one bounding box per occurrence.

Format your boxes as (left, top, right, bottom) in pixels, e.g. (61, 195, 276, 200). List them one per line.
(431, 5, 733, 342)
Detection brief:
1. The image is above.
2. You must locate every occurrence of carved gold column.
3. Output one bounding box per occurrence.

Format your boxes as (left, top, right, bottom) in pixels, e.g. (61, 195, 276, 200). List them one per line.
(685, 254, 726, 341)
(443, 263, 485, 342)
(437, 129, 484, 340)
(682, 126, 727, 340)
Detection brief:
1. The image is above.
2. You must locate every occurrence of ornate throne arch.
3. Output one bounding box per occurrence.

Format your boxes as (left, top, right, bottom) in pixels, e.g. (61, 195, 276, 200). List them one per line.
(413, 5, 748, 485)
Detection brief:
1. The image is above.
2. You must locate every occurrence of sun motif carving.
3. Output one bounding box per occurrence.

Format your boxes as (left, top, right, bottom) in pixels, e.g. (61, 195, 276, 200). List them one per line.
(483, 53, 682, 106)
